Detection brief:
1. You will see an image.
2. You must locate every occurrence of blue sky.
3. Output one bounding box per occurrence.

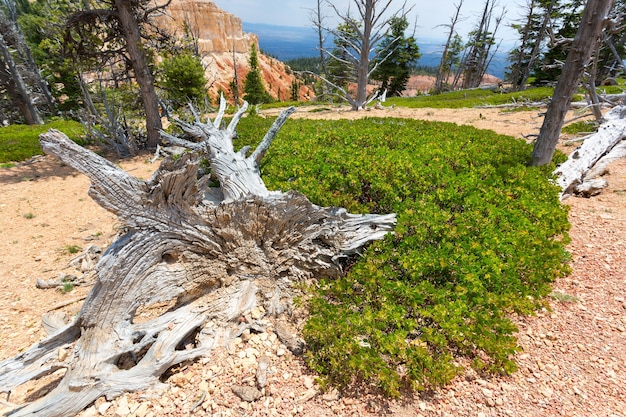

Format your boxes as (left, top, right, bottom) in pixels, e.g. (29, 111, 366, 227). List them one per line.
(211, 0, 522, 45)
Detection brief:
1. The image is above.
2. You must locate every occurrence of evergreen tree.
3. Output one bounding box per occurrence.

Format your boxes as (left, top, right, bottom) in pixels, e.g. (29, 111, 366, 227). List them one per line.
(506, 0, 556, 91)
(531, 0, 584, 84)
(326, 19, 359, 93)
(243, 44, 271, 105)
(160, 52, 208, 108)
(370, 16, 421, 97)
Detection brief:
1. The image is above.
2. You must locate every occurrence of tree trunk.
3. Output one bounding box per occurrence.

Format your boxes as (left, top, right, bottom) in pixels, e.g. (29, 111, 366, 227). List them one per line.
(354, 0, 374, 110)
(530, 0, 615, 166)
(435, 1, 463, 94)
(0, 32, 43, 125)
(114, 0, 162, 148)
(0, 100, 396, 417)
(0, 8, 57, 115)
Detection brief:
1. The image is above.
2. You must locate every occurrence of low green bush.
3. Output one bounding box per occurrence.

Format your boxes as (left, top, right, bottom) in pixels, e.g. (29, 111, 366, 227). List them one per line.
(0, 119, 85, 163)
(236, 116, 570, 396)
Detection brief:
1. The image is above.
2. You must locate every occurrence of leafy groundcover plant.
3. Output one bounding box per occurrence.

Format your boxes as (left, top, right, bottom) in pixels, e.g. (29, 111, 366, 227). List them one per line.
(0, 119, 85, 163)
(235, 116, 571, 396)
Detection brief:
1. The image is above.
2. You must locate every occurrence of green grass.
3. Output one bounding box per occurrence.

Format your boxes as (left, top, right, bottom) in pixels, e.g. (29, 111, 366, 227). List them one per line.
(562, 120, 598, 134)
(0, 119, 86, 163)
(259, 100, 319, 110)
(64, 245, 82, 254)
(234, 116, 570, 395)
(385, 87, 556, 109)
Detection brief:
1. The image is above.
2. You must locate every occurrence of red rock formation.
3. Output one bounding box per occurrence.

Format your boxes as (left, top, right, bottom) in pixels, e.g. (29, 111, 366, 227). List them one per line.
(156, 0, 313, 102)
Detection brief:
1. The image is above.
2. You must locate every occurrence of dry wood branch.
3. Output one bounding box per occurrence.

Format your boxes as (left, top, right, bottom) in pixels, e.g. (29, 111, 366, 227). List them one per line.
(0, 106, 396, 417)
(556, 105, 626, 199)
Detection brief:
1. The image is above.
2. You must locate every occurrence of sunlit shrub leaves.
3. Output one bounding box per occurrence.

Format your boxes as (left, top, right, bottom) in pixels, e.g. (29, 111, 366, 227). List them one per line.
(236, 116, 570, 396)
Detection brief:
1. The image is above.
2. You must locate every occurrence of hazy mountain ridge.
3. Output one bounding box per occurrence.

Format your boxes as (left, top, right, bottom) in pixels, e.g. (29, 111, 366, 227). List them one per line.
(243, 22, 509, 79)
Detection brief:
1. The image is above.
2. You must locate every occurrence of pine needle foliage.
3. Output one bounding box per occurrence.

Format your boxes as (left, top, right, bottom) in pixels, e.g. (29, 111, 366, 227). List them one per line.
(243, 44, 272, 105)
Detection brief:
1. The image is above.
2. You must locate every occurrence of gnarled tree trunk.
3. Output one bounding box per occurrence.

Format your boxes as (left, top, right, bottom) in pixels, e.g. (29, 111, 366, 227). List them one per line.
(0, 100, 396, 417)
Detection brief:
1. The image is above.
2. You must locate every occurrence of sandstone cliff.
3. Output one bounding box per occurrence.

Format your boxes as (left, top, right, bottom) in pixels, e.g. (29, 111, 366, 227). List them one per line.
(157, 0, 313, 102)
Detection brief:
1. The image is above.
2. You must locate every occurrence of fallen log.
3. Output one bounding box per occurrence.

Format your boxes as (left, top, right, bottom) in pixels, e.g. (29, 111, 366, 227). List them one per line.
(0, 99, 396, 416)
(555, 105, 626, 199)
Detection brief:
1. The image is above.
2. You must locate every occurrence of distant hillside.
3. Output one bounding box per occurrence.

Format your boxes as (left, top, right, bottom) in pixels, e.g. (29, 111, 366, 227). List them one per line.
(244, 22, 510, 79)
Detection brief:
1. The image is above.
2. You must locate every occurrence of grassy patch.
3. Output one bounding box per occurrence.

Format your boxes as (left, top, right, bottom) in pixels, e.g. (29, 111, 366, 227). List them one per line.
(235, 116, 570, 395)
(562, 120, 598, 135)
(384, 87, 556, 109)
(64, 245, 82, 255)
(0, 119, 86, 163)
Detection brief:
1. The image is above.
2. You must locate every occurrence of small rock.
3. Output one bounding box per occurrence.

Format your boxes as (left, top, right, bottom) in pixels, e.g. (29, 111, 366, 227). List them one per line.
(98, 402, 111, 415)
(298, 388, 318, 403)
(482, 388, 493, 398)
(245, 347, 259, 358)
(134, 403, 149, 417)
(241, 329, 252, 342)
(538, 385, 554, 398)
(115, 396, 130, 416)
(231, 384, 262, 402)
(276, 348, 286, 357)
(81, 406, 99, 417)
(303, 376, 315, 389)
(57, 347, 68, 362)
(274, 321, 305, 355)
(256, 355, 270, 388)
(476, 379, 488, 386)
(251, 306, 264, 320)
(321, 388, 339, 401)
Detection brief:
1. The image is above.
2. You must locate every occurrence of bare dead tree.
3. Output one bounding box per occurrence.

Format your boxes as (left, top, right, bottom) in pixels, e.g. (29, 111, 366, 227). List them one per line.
(0, 98, 396, 417)
(310, 0, 331, 101)
(434, 0, 464, 94)
(459, 0, 506, 89)
(317, 0, 413, 110)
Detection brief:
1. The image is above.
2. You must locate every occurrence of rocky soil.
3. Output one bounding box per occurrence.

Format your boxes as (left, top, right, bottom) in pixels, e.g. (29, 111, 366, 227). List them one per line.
(0, 106, 625, 417)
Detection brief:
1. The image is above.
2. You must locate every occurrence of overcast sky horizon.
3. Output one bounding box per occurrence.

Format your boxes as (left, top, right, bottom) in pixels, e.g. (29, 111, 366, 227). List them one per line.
(211, 0, 522, 45)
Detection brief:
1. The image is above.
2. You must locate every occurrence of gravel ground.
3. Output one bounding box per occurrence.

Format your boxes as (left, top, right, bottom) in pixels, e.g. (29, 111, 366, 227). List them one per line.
(1, 107, 624, 417)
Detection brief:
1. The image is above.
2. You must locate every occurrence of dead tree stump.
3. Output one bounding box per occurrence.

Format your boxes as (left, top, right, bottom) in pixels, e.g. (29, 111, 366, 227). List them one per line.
(0, 101, 396, 416)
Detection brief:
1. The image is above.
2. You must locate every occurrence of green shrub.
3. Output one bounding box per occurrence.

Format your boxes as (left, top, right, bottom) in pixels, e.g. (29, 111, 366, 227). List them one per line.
(0, 119, 85, 163)
(236, 116, 570, 396)
(159, 52, 209, 108)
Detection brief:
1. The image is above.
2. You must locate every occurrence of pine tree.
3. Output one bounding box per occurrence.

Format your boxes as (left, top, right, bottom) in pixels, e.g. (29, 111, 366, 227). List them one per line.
(243, 44, 271, 105)
(370, 16, 420, 97)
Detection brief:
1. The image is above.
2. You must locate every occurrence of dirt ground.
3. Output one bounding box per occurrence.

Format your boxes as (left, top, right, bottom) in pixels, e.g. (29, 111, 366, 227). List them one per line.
(0, 106, 625, 417)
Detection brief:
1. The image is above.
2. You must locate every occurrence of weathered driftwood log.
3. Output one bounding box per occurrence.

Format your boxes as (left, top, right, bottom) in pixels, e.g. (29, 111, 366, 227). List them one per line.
(556, 105, 626, 199)
(0, 101, 396, 417)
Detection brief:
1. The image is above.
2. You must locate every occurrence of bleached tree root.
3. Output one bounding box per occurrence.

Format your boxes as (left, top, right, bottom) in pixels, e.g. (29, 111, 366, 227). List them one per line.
(556, 106, 626, 199)
(0, 101, 396, 417)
